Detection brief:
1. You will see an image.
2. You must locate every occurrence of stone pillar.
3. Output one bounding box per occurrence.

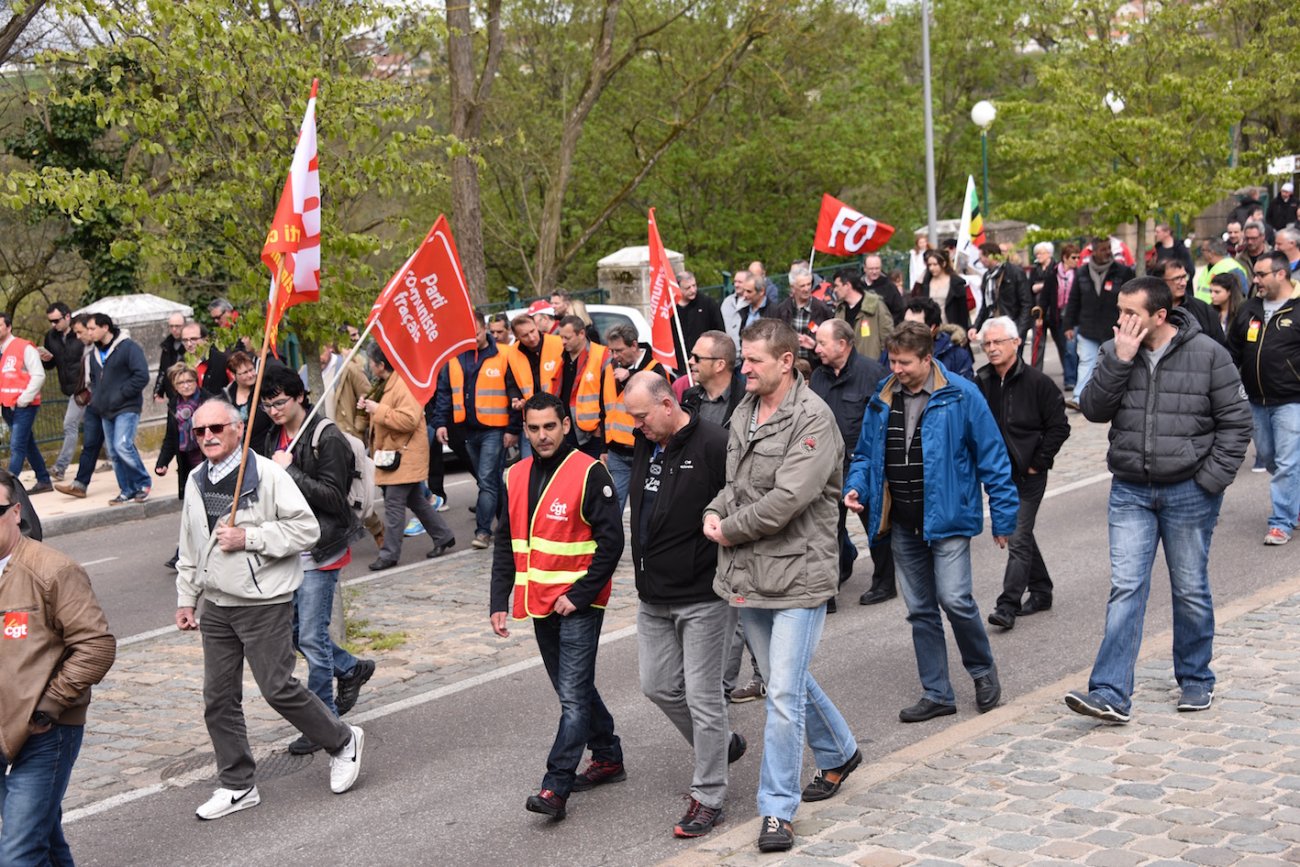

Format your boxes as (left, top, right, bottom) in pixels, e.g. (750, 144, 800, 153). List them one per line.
(596, 245, 685, 320)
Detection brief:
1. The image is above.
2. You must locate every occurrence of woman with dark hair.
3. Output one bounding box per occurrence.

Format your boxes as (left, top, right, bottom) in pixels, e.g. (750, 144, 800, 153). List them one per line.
(914, 249, 971, 331)
(359, 345, 455, 570)
(1209, 273, 1244, 334)
(224, 351, 273, 453)
(1036, 242, 1081, 389)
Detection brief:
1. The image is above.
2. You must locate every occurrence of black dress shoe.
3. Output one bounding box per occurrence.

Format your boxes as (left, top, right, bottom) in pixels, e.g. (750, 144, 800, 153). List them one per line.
(368, 558, 397, 571)
(826, 597, 837, 614)
(1020, 597, 1052, 615)
(899, 698, 956, 723)
(727, 732, 747, 764)
(974, 666, 1001, 713)
(859, 587, 897, 605)
(987, 608, 1015, 629)
(426, 538, 456, 558)
(287, 735, 321, 755)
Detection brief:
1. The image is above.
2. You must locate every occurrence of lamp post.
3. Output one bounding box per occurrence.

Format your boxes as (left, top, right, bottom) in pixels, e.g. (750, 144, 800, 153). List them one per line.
(971, 100, 996, 221)
(921, 0, 938, 246)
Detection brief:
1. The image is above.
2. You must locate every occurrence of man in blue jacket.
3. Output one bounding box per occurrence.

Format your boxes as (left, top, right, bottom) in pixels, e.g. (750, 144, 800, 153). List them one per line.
(85, 313, 152, 506)
(844, 322, 1018, 723)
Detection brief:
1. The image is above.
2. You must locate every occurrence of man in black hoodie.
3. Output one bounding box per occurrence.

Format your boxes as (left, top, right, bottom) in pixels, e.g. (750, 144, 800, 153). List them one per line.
(1063, 236, 1136, 407)
(625, 372, 744, 838)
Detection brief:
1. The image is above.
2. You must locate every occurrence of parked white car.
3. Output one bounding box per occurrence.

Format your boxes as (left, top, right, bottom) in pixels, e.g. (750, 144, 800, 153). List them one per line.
(503, 303, 652, 345)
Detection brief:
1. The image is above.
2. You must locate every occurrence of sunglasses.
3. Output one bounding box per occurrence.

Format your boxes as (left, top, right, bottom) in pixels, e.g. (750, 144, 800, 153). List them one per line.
(690, 353, 723, 363)
(0, 501, 17, 517)
(47, 316, 64, 324)
(192, 423, 231, 436)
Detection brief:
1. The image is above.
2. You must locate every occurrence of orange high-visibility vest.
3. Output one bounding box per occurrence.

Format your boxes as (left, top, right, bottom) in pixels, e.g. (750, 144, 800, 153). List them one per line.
(570, 343, 609, 432)
(506, 451, 607, 619)
(513, 333, 564, 398)
(447, 350, 511, 428)
(601, 359, 664, 447)
(0, 338, 39, 408)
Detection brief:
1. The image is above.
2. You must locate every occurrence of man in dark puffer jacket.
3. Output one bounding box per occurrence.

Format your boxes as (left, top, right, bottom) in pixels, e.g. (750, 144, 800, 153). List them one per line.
(1066, 278, 1250, 726)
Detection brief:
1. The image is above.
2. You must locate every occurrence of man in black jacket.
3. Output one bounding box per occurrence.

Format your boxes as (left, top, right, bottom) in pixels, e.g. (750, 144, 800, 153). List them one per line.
(39, 302, 86, 482)
(1067, 280, 1250, 724)
(1063, 237, 1136, 407)
(672, 272, 725, 371)
(1227, 250, 1300, 546)
(976, 317, 1071, 630)
(180, 322, 230, 396)
(262, 366, 375, 753)
(863, 255, 905, 324)
(810, 319, 891, 608)
(624, 372, 744, 838)
(1266, 183, 1298, 232)
(681, 331, 745, 428)
(85, 313, 151, 505)
(154, 312, 187, 402)
(1151, 260, 1224, 345)
(970, 243, 1034, 359)
(772, 264, 834, 368)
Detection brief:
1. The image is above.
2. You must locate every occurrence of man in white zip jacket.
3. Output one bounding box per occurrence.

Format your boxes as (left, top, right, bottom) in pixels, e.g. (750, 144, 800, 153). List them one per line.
(175, 399, 365, 820)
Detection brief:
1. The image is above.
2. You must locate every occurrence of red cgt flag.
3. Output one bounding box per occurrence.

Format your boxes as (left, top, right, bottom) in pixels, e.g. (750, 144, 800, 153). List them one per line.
(813, 194, 895, 257)
(263, 79, 321, 345)
(366, 215, 478, 405)
(646, 208, 681, 372)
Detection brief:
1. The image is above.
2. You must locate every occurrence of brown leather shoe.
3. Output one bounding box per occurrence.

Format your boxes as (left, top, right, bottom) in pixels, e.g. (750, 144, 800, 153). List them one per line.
(55, 482, 87, 499)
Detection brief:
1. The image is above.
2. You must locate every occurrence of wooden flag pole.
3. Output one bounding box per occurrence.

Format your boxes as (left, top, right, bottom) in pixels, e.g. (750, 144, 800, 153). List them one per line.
(283, 315, 379, 452)
(668, 298, 694, 388)
(227, 269, 282, 525)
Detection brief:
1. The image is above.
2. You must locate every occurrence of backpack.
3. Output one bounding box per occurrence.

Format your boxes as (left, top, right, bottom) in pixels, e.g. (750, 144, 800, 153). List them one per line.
(309, 417, 381, 523)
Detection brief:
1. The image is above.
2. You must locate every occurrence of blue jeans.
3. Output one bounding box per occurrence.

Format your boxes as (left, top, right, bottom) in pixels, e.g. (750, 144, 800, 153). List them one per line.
(293, 567, 359, 715)
(464, 428, 504, 536)
(533, 608, 621, 796)
(1250, 402, 1300, 534)
(74, 406, 105, 487)
(739, 606, 857, 821)
(1088, 478, 1222, 714)
(605, 450, 632, 514)
(1073, 335, 1101, 403)
(892, 531, 995, 705)
(102, 412, 150, 497)
(2, 405, 50, 484)
(0, 724, 84, 867)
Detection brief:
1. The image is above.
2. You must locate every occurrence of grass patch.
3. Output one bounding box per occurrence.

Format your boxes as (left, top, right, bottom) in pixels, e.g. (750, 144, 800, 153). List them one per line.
(342, 615, 408, 654)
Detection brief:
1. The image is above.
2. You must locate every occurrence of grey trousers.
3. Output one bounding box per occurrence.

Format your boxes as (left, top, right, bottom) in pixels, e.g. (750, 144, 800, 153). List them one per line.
(55, 399, 84, 474)
(723, 617, 764, 693)
(200, 599, 351, 789)
(637, 599, 736, 809)
(378, 482, 455, 562)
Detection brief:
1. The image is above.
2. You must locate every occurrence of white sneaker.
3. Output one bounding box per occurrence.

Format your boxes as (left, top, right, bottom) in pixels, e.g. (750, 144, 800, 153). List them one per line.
(196, 786, 260, 820)
(329, 725, 365, 794)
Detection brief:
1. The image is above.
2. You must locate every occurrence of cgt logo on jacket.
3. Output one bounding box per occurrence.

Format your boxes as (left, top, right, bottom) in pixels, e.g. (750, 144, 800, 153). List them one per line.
(3, 611, 28, 639)
(547, 499, 568, 520)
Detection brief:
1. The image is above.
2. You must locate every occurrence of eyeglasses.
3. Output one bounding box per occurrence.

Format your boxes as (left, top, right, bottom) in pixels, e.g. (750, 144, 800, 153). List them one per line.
(0, 501, 17, 517)
(192, 423, 231, 436)
(690, 353, 723, 363)
(1163, 274, 1187, 283)
(174, 378, 198, 387)
(260, 397, 293, 412)
(1253, 269, 1276, 278)
(983, 337, 1017, 347)
(182, 337, 202, 344)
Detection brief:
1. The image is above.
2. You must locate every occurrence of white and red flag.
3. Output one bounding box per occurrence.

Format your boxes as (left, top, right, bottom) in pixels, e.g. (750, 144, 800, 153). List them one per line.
(813, 194, 895, 257)
(262, 79, 322, 344)
(646, 208, 681, 372)
(367, 215, 478, 405)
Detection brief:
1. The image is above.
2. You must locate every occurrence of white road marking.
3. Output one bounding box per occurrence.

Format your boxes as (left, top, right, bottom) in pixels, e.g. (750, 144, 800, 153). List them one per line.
(82, 557, 119, 567)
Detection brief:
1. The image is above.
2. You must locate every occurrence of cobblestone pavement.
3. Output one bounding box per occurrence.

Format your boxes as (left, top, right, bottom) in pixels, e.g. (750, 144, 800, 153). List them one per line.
(66, 412, 1110, 816)
(666, 572, 1300, 867)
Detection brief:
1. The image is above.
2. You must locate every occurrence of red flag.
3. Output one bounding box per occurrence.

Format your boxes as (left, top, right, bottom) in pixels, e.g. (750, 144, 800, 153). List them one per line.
(262, 79, 321, 344)
(813, 194, 895, 257)
(646, 208, 681, 372)
(366, 215, 478, 405)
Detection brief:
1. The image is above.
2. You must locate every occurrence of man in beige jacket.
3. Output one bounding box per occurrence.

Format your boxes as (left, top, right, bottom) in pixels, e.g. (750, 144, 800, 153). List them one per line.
(703, 319, 861, 854)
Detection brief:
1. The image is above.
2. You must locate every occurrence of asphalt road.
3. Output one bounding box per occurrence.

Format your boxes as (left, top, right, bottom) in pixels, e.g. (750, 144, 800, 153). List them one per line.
(62, 469, 485, 641)
(63, 466, 1287, 867)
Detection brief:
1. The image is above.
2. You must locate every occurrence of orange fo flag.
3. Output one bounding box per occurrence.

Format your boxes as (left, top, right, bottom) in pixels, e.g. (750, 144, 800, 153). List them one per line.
(366, 215, 478, 405)
(646, 208, 681, 372)
(262, 79, 321, 345)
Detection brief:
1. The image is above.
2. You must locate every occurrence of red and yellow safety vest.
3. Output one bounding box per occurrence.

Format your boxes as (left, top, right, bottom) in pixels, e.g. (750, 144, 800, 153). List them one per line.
(447, 349, 511, 428)
(506, 451, 607, 619)
(0, 337, 39, 409)
(602, 359, 664, 447)
(570, 343, 609, 432)
(513, 333, 564, 399)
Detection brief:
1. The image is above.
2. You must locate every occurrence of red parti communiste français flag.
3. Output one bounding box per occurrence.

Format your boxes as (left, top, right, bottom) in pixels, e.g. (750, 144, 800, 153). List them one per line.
(366, 215, 478, 406)
(646, 208, 681, 372)
(262, 79, 321, 345)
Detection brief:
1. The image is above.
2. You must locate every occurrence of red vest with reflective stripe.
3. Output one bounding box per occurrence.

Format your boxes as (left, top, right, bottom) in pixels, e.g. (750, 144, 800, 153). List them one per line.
(0, 338, 38, 408)
(602, 359, 663, 446)
(570, 343, 609, 432)
(448, 351, 511, 427)
(506, 451, 607, 619)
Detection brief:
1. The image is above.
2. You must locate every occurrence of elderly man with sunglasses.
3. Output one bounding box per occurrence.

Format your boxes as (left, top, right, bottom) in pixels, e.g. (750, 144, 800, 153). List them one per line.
(175, 399, 366, 821)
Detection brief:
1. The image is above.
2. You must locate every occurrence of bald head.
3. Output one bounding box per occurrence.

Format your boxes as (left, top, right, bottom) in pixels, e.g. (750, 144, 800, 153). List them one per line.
(623, 371, 687, 445)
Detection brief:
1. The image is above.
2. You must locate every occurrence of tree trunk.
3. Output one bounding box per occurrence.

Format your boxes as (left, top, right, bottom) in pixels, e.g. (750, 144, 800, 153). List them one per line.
(0, 0, 47, 66)
(1134, 218, 1147, 278)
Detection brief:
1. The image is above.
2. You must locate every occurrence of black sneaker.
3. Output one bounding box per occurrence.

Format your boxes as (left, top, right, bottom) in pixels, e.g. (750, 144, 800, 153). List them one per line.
(570, 759, 626, 792)
(426, 538, 456, 558)
(674, 798, 724, 838)
(987, 608, 1015, 630)
(336, 659, 376, 716)
(801, 748, 862, 802)
(525, 788, 566, 820)
(287, 735, 321, 755)
(727, 732, 747, 764)
(757, 815, 794, 852)
(1064, 689, 1130, 724)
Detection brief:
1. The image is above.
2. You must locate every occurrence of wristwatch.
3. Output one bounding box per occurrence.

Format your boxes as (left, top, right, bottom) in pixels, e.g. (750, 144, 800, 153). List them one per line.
(31, 710, 56, 727)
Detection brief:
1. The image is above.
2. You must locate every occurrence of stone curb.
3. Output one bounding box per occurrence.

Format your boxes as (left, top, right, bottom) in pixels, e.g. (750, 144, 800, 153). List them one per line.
(659, 565, 1300, 865)
(42, 496, 182, 538)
